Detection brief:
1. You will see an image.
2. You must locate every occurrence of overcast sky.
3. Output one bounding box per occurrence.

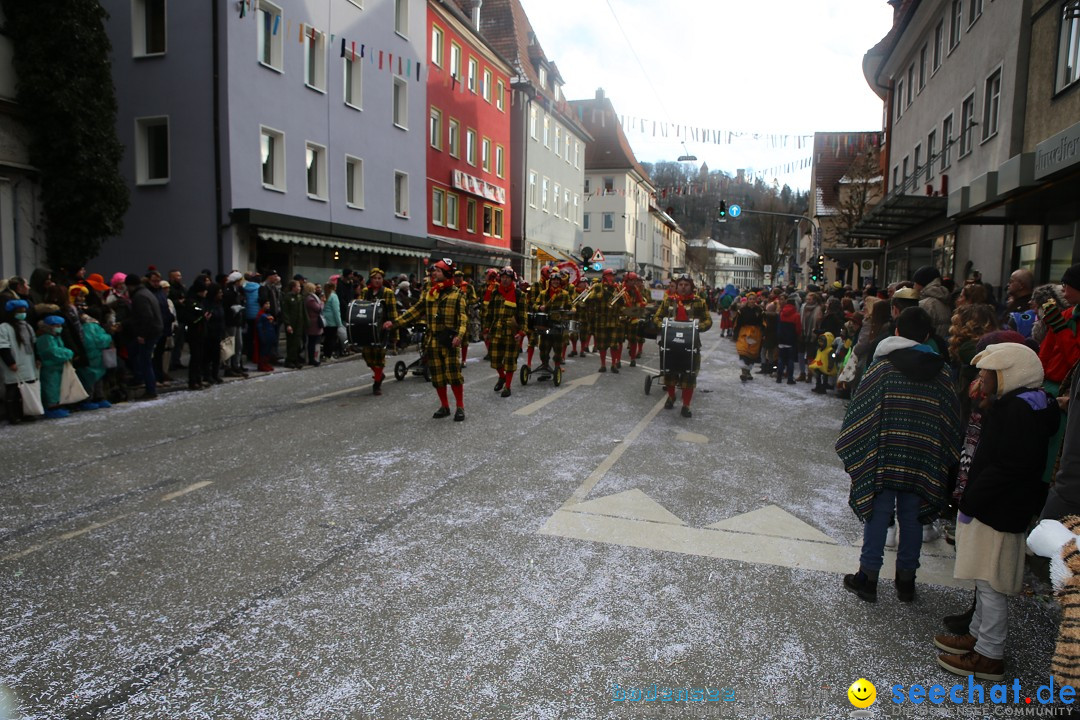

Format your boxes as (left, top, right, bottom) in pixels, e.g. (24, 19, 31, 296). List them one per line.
(516, 0, 894, 190)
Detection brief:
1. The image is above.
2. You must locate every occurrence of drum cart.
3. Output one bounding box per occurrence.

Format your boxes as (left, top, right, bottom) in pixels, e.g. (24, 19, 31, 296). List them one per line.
(519, 310, 566, 387)
(644, 318, 699, 395)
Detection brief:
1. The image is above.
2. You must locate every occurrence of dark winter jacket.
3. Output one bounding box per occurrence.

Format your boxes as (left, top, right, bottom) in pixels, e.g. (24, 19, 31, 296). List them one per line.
(129, 285, 164, 340)
(961, 389, 1060, 533)
(776, 304, 802, 347)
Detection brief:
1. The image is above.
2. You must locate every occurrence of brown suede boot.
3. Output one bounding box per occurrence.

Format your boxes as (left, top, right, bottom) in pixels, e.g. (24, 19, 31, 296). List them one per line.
(936, 650, 1005, 681)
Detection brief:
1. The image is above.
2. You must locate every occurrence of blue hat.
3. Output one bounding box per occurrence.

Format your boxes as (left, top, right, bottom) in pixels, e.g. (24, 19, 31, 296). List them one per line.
(43, 315, 65, 326)
(5, 299, 28, 312)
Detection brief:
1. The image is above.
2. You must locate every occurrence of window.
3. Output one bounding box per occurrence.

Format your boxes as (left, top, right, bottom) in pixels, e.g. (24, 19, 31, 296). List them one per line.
(603, 176, 614, 194)
(394, 171, 409, 217)
(573, 193, 579, 224)
(968, 0, 982, 25)
(583, 213, 591, 231)
(257, 1, 283, 70)
(941, 114, 953, 171)
(482, 69, 492, 102)
(448, 119, 460, 157)
(584, 177, 591, 194)
(892, 166, 899, 190)
(913, 145, 922, 186)
(431, 25, 443, 66)
(553, 183, 561, 217)
(949, 0, 962, 51)
(927, 130, 937, 181)
(432, 187, 445, 226)
(449, 42, 461, 80)
(602, 212, 614, 231)
(260, 126, 285, 191)
(344, 55, 362, 109)
(496, 80, 505, 111)
(305, 142, 327, 200)
(555, 126, 562, 157)
(133, 0, 166, 56)
(902, 156, 909, 188)
(394, 0, 408, 36)
(919, 44, 927, 91)
(543, 115, 550, 147)
(959, 93, 975, 156)
(895, 78, 905, 120)
(304, 27, 326, 91)
(466, 198, 477, 233)
(529, 171, 538, 207)
(933, 19, 944, 72)
(482, 205, 492, 235)
(495, 145, 505, 178)
(393, 76, 408, 129)
(906, 64, 914, 106)
(135, 116, 169, 184)
(465, 128, 476, 165)
(430, 107, 443, 149)
(574, 142, 581, 168)
(481, 137, 491, 172)
(493, 207, 503, 238)
(565, 135, 571, 163)
(541, 177, 549, 212)
(983, 69, 1001, 141)
(529, 106, 538, 139)
(467, 58, 477, 93)
(564, 189, 571, 222)
(345, 156, 364, 208)
(1057, 1, 1080, 92)
(538, 66, 547, 89)
(446, 193, 458, 230)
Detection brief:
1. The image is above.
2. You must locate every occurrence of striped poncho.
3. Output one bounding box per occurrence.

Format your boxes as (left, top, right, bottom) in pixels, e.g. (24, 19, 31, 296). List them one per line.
(836, 342, 962, 523)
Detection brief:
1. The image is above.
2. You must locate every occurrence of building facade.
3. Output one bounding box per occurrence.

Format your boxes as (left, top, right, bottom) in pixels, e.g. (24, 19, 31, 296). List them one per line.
(97, 0, 430, 282)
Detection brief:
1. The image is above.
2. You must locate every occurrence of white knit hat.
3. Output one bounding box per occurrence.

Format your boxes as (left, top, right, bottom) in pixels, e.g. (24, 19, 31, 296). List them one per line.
(972, 342, 1044, 396)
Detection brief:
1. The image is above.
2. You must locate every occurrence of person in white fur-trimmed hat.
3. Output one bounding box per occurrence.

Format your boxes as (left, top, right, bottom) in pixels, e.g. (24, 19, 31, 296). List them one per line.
(935, 342, 1060, 681)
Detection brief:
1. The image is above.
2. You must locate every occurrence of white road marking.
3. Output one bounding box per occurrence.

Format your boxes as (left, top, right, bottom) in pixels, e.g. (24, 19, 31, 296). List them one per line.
(159, 481, 214, 503)
(298, 382, 373, 404)
(512, 372, 601, 417)
(3, 513, 130, 563)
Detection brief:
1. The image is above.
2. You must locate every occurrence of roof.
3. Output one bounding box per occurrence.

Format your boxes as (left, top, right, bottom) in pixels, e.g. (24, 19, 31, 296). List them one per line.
(862, 0, 920, 98)
(570, 94, 652, 184)
(811, 131, 881, 216)
(476, 0, 589, 139)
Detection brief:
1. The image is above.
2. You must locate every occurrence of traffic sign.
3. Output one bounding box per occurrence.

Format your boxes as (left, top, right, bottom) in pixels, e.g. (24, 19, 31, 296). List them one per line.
(591, 263, 602, 271)
(591, 250, 606, 263)
(763, 264, 772, 273)
(729, 204, 742, 218)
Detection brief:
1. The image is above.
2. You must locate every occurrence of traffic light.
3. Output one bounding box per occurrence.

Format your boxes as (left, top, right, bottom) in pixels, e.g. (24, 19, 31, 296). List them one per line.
(717, 201, 727, 219)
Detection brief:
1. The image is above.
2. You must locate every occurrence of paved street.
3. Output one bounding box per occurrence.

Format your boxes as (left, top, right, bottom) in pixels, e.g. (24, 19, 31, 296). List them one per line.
(0, 326, 1064, 719)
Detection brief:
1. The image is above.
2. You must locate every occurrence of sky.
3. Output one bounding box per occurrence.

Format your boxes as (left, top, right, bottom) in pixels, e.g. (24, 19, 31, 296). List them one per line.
(516, 0, 894, 190)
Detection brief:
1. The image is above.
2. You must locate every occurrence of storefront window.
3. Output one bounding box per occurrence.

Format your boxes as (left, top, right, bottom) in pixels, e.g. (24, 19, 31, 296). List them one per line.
(1049, 235, 1074, 286)
(1017, 243, 1037, 275)
(931, 232, 955, 278)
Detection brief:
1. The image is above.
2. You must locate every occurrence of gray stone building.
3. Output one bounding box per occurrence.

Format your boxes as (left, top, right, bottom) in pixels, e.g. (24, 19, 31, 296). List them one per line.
(96, 0, 430, 282)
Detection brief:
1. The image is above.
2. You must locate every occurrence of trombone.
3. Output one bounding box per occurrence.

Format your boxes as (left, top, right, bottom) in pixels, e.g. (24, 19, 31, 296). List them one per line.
(572, 286, 593, 306)
(608, 286, 627, 307)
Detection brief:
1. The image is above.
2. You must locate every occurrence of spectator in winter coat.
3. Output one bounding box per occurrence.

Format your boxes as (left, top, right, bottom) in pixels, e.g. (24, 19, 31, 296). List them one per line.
(36, 315, 74, 418)
(798, 292, 823, 382)
(255, 300, 279, 372)
(182, 282, 211, 390)
(126, 274, 164, 399)
(775, 296, 802, 385)
(76, 306, 114, 409)
(223, 272, 249, 377)
(0, 299, 38, 423)
(321, 281, 344, 359)
(913, 265, 953, 341)
(282, 281, 307, 369)
(303, 283, 324, 367)
(935, 343, 1058, 681)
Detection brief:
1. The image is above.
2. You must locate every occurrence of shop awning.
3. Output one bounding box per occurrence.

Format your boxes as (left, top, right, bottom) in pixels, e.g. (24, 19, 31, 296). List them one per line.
(431, 235, 525, 264)
(258, 231, 429, 258)
(823, 246, 885, 261)
(528, 239, 579, 264)
(845, 194, 948, 241)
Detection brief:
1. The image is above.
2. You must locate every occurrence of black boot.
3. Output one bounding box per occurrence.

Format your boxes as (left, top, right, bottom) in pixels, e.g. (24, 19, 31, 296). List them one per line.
(895, 568, 916, 602)
(943, 595, 976, 635)
(843, 569, 878, 603)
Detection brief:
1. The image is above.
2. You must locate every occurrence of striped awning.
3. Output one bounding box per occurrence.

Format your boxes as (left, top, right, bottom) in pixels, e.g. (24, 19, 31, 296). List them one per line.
(258, 231, 429, 259)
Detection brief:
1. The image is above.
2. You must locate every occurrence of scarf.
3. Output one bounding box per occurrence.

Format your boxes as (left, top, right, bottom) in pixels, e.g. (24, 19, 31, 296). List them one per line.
(498, 285, 517, 305)
(428, 279, 456, 300)
(675, 294, 694, 322)
(547, 287, 562, 302)
(483, 281, 497, 303)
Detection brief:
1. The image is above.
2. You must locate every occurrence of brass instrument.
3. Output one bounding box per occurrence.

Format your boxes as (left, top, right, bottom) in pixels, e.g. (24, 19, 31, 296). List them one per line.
(572, 286, 592, 306)
(608, 287, 627, 307)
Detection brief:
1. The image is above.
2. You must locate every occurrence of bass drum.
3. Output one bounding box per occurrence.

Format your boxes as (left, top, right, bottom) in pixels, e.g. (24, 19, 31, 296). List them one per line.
(658, 319, 698, 374)
(346, 300, 385, 346)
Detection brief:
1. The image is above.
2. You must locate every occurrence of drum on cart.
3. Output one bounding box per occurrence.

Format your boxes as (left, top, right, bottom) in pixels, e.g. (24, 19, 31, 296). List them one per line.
(658, 319, 698, 374)
(566, 319, 581, 335)
(527, 311, 551, 331)
(346, 300, 385, 346)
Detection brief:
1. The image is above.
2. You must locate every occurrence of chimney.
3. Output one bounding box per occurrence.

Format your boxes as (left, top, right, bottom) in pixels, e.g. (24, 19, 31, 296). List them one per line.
(470, 0, 482, 31)
(595, 87, 605, 100)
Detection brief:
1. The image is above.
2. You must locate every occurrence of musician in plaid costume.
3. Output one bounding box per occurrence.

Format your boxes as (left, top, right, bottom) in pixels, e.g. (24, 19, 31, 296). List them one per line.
(480, 268, 499, 361)
(653, 274, 713, 418)
(456, 270, 478, 365)
(568, 275, 590, 357)
(359, 268, 399, 396)
(622, 271, 649, 368)
(384, 259, 468, 420)
(590, 268, 626, 373)
(523, 265, 552, 370)
(531, 271, 572, 369)
(485, 267, 527, 398)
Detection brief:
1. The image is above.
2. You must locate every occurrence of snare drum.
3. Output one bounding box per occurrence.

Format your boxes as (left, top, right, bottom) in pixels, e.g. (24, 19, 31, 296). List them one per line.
(659, 319, 698, 374)
(346, 300, 385, 346)
(527, 311, 552, 331)
(567, 319, 581, 335)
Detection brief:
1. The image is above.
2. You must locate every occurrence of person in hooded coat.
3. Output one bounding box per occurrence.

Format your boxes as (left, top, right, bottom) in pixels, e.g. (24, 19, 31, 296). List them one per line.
(913, 265, 953, 341)
(0, 299, 38, 422)
(35, 315, 74, 418)
(837, 307, 962, 604)
(775, 295, 802, 385)
(934, 343, 1059, 681)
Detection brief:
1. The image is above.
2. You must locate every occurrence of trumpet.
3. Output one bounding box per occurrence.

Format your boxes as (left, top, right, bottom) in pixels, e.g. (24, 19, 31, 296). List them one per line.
(572, 286, 592, 306)
(608, 287, 627, 307)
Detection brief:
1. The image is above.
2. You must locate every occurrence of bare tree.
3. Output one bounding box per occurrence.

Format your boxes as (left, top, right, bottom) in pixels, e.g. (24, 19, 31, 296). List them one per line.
(831, 146, 883, 248)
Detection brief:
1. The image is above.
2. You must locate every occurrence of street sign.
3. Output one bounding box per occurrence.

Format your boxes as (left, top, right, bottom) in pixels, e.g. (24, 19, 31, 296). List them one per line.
(591, 250, 606, 263)
(764, 274, 772, 285)
(763, 264, 772, 273)
(729, 204, 742, 218)
(591, 263, 602, 271)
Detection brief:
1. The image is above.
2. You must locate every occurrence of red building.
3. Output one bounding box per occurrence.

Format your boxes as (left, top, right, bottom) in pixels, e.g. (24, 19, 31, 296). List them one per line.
(427, 0, 515, 273)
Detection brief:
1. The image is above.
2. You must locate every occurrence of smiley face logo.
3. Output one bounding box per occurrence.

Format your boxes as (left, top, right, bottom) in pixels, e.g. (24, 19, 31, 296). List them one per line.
(847, 678, 876, 709)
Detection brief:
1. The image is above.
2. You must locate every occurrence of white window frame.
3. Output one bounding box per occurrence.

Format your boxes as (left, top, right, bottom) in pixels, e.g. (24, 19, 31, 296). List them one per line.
(394, 0, 408, 37)
(481, 137, 491, 173)
(448, 118, 460, 157)
(496, 80, 505, 111)
(529, 105, 538, 139)
(495, 145, 505, 178)
(602, 212, 614, 231)
(257, 0, 283, 72)
(926, 129, 937, 181)
(541, 176, 549, 212)
(432, 187, 446, 227)
(431, 24, 444, 67)
(906, 64, 914, 106)
(574, 141, 580, 168)
(529, 171, 537, 207)
(430, 107, 443, 150)
(949, 0, 962, 52)
(553, 182, 561, 218)
(345, 155, 364, 209)
(260, 125, 285, 192)
(493, 207, 503, 239)
(538, 66, 547, 89)
(932, 19, 944, 73)
(344, 54, 362, 110)
(482, 205, 493, 236)
(982, 68, 1001, 142)
(446, 192, 459, 230)
(465, 128, 477, 166)
(394, 171, 409, 218)
(467, 57, 477, 93)
(565, 135, 571, 164)
(913, 144, 922, 186)
(967, 0, 983, 26)
(895, 78, 904, 120)
(305, 142, 328, 201)
(449, 42, 461, 80)
(573, 193, 579, 225)
(959, 91, 975, 157)
(584, 177, 591, 194)
(555, 125, 562, 157)
(543, 114, 550, 147)
(132, 0, 167, 57)
(919, 44, 927, 92)
(304, 27, 327, 92)
(482, 69, 492, 102)
(564, 189, 571, 222)
(603, 176, 615, 194)
(393, 75, 408, 130)
(1057, 1, 1080, 93)
(134, 115, 170, 185)
(583, 212, 591, 231)
(941, 113, 954, 171)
